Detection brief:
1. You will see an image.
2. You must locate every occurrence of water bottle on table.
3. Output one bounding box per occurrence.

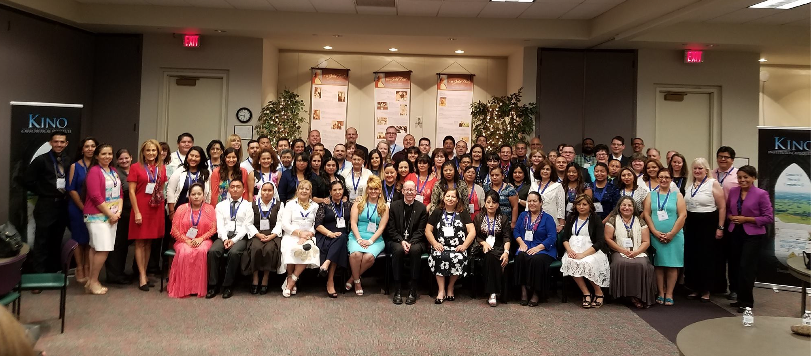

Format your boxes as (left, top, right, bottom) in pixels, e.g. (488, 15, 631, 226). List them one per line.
(743, 307, 754, 327)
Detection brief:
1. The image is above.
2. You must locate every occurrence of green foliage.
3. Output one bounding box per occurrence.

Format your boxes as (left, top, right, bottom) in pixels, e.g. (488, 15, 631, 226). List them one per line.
(255, 89, 307, 144)
(471, 88, 537, 150)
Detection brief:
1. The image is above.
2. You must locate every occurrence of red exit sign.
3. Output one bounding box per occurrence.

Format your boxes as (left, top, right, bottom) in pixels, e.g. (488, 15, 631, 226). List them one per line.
(184, 35, 200, 48)
(684, 50, 703, 63)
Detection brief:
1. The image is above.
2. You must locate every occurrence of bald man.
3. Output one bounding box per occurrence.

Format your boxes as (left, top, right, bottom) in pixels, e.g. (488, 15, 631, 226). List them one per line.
(345, 127, 368, 159)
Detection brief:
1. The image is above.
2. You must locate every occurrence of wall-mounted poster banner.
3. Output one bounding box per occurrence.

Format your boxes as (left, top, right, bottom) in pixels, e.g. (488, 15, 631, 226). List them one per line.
(9, 102, 83, 244)
(436, 74, 474, 146)
(756, 126, 811, 287)
(373, 72, 411, 145)
(310, 68, 349, 152)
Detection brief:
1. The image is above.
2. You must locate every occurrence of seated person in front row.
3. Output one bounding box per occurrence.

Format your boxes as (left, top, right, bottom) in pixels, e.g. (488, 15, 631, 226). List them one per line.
(385, 180, 428, 305)
(207, 179, 253, 299)
(241, 181, 283, 295)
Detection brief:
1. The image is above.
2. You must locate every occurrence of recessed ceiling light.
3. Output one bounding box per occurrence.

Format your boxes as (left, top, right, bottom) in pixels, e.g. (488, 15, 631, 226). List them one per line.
(749, 0, 811, 9)
(324, 46, 333, 50)
(389, 48, 398, 52)
(448, 38, 457, 41)
(333, 34, 342, 38)
(214, 29, 226, 33)
(759, 58, 768, 62)
(490, 0, 534, 2)
(455, 50, 464, 54)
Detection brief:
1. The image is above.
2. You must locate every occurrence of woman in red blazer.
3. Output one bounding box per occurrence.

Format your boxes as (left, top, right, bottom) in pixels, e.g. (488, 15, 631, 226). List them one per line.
(725, 165, 773, 313)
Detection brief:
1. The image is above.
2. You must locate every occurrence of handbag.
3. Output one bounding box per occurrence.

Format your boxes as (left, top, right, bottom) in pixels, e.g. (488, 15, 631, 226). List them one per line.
(0, 222, 24, 258)
(803, 251, 811, 270)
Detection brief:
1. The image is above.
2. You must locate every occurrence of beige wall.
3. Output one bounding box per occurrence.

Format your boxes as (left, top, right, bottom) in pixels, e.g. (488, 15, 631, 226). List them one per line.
(760, 66, 811, 128)
(139, 34, 263, 146)
(637, 49, 760, 167)
(277, 51, 508, 149)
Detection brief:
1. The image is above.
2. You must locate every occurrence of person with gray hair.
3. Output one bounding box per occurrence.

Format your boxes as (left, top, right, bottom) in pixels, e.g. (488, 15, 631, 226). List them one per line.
(646, 148, 661, 163)
(385, 180, 428, 305)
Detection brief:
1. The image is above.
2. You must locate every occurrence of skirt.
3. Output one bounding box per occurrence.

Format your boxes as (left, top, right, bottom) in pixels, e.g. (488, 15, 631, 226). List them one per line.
(609, 252, 656, 305)
(86, 221, 117, 252)
(68, 203, 90, 244)
(429, 250, 467, 277)
(241, 237, 282, 274)
(279, 235, 321, 273)
(684, 210, 718, 293)
(168, 239, 212, 298)
(513, 252, 555, 295)
(316, 234, 348, 268)
(561, 235, 610, 287)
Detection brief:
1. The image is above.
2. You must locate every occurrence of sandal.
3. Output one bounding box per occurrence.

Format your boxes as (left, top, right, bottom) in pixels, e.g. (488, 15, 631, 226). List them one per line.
(655, 296, 664, 305)
(592, 295, 604, 309)
(488, 294, 497, 307)
(664, 297, 674, 306)
(686, 293, 699, 300)
(87, 283, 108, 295)
(631, 298, 645, 309)
(582, 294, 593, 309)
(345, 280, 353, 291)
(354, 279, 363, 296)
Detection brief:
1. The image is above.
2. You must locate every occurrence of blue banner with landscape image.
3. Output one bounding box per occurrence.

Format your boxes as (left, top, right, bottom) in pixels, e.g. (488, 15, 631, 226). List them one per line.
(757, 126, 811, 287)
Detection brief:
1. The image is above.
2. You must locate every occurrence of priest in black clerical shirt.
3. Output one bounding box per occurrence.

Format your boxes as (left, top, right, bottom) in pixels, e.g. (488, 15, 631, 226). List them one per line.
(385, 180, 428, 305)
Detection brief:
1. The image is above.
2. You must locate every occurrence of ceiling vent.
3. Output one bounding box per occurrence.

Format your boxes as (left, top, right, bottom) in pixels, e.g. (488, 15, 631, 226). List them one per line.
(355, 0, 396, 7)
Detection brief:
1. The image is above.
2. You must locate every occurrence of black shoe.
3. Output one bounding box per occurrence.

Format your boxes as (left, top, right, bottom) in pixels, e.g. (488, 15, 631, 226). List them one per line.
(147, 281, 156, 288)
(259, 285, 269, 295)
(405, 290, 417, 305)
(250, 285, 259, 295)
(730, 301, 743, 308)
(737, 306, 746, 313)
(528, 301, 539, 307)
(205, 289, 217, 299)
(444, 295, 455, 302)
(138, 283, 150, 292)
(222, 288, 233, 299)
(327, 291, 338, 298)
(520, 299, 529, 306)
(392, 289, 403, 305)
(434, 298, 443, 304)
(318, 268, 328, 278)
(727, 292, 737, 300)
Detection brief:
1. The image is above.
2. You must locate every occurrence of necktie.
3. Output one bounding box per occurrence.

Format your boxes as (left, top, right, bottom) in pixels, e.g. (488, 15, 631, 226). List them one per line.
(55, 155, 64, 176)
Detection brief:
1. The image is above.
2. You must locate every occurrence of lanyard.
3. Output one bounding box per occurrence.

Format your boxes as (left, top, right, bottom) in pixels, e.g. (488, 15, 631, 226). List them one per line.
(259, 171, 270, 183)
(622, 215, 635, 231)
(230, 199, 243, 220)
(538, 180, 551, 194)
(674, 177, 684, 189)
(442, 211, 456, 227)
(656, 191, 670, 211)
(484, 214, 496, 236)
(575, 218, 589, 235)
(245, 157, 252, 165)
(622, 188, 633, 197)
(366, 203, 378, 223)
(515, 182, 524, 192)
(416, 174, 429, 194)
(468, 184, 476, 203)
(258, 198, 275, 220)
(176, 152, 182, 162)
(484, 174, 491, 186)
(331, 202, 344, 218)
(340, 160, 347, 173)
(351, 170, 362, 193)
(299, 203, 311, 220)
(384, 183, 395, 202)
(190, 208, 202, 227)
(475, 163, 482, 176)
(493, 183, 505, 195)
(690, 175, 708, 198)
(207, 159, 218, 169)
(716, 166, 734, 184)
(103, 167, 118, 187)
(50, 152, 65, 178)
(593, 183, 606, 201)
(187, 170, 199, 187)
(78, 159, 88, 173)
(144, 164, 157, 183)
(648, 180, 659, 191)
(390, 144, 396, 154)
(737, 193, 744, 214)
(525, 213, 542, 232)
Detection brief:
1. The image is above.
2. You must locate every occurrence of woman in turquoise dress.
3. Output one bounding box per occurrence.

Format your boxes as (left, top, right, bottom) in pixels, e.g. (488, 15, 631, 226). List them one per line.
(346, 175, 390, 295)
(642, 169, 686, 307)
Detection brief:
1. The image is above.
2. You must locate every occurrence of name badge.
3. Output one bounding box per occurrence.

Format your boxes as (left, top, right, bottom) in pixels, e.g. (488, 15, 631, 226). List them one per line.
(582, 163, 591, 169)
(298, 222, 310, 231)
(109, 204, 119, 215)
(594, 202, 603, 213)
(524, 230, 534, 242)
(415, 195, 424, 204)
(260, 218, 270, 231)
(468, 204, 475, 213)
(186, 227, 198, 239)
(336, 219, 346, 229)
(145, 182, 156, 194)
(622, 238, 633, 248)
(442, 226, 454, 237)
(56, 178, 66, 190)
(366, 222, 377, 233)
(566, 202, 573, 212)
(657, 210, 669, 221)
(486, 235, 495, 246)
(386, 202, 391, 209)
(229, 221, 237, 232)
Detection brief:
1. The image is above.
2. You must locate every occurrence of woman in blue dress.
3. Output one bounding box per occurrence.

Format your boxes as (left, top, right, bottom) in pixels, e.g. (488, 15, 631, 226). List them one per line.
(66, 137, 98, 283)
(346, 175, 389, 295)
(642, 169, 686, 306)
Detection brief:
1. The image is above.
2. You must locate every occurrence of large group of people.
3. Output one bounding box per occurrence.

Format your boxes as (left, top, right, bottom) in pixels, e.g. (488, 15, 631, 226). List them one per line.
(23, 128, 773, 311)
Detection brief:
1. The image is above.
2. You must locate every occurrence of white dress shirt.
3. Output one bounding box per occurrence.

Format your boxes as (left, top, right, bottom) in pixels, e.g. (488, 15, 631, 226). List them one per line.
(529, 180, 565, 223)
(166, 167, 211, 204)
(215, 196, 255, 242)
(169, 151, 185, 173)
(240, 158, 255, 174)
(280, 199, 319, 237)
(341, 168, 373, 202)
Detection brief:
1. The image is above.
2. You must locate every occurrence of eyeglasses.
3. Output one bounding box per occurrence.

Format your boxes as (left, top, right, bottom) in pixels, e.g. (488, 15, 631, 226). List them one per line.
(717, 155, 732, 160)
(658, 176, 672, 180)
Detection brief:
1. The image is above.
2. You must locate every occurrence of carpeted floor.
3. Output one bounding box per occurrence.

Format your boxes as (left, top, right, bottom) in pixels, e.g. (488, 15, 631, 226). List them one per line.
(14, 273, 807, 356)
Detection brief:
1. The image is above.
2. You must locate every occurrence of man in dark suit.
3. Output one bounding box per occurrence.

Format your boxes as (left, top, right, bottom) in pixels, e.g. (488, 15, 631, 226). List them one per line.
(385, 180, 428, 305)
(345, 127, 368, 159)
(609, 135, 630, 167)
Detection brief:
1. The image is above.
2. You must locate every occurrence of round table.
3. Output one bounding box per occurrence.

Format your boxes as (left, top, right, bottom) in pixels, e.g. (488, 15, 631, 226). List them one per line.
(676, 316, 810, 356)
(786, 256, 810, 316)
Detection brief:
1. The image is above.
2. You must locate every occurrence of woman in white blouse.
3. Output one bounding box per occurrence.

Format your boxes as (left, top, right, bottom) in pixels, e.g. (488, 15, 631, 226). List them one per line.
(166, 146, 210, 218)
(617, 167, 649, 213)
(278, 180, 321, 297)
(342, 150, 373, 203)
(683, 157, 726, 302)
(529, 160, 565, 232)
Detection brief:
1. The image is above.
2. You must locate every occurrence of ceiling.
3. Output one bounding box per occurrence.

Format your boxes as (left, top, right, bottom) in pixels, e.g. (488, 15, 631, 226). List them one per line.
(3, 0, 810, 64)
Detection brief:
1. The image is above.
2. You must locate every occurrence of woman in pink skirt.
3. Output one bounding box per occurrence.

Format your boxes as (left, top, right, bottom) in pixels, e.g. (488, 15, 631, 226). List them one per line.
(168, 183, 217, 298)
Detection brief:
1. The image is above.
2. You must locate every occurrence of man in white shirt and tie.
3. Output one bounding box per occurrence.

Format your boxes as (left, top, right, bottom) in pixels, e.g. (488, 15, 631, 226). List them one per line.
(240, 139, 261, 174)
(169, 133, 194, 173)
(385, 126, 403, 156)
(208, 179, 255, 299)
(333, 144, 351, 174)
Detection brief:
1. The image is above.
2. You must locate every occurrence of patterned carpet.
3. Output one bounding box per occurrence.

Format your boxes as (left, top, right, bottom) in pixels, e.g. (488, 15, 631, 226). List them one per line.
(18, 274, 686, 356)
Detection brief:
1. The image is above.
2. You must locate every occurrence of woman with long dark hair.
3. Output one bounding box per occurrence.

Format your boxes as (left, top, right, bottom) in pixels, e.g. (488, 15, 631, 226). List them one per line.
(561, 194, 610, 309)
(206, 140, 225, 170)
(366, 149, 384, 177)
(105, 148, 133, 284)
(167, 183, 216, 298)
(315, 181, 351, 298)
(472, 190, 512, 306)
(428, 161, 468, 213)
(209, 147, 251, 204)
(405, 153, 436, 206)
(513, 191, 558, 306)
(563, 162, 592, 218)
(509, 163, 531, 211)
(278, 152, 327, 203)
(83, 144, 123, 295)
(66, 136, 98, 283)
(167, 146, 210, 219)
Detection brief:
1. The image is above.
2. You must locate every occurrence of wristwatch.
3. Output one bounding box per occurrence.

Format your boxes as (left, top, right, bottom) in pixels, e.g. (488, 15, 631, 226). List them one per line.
(717, 225, 724, 230)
